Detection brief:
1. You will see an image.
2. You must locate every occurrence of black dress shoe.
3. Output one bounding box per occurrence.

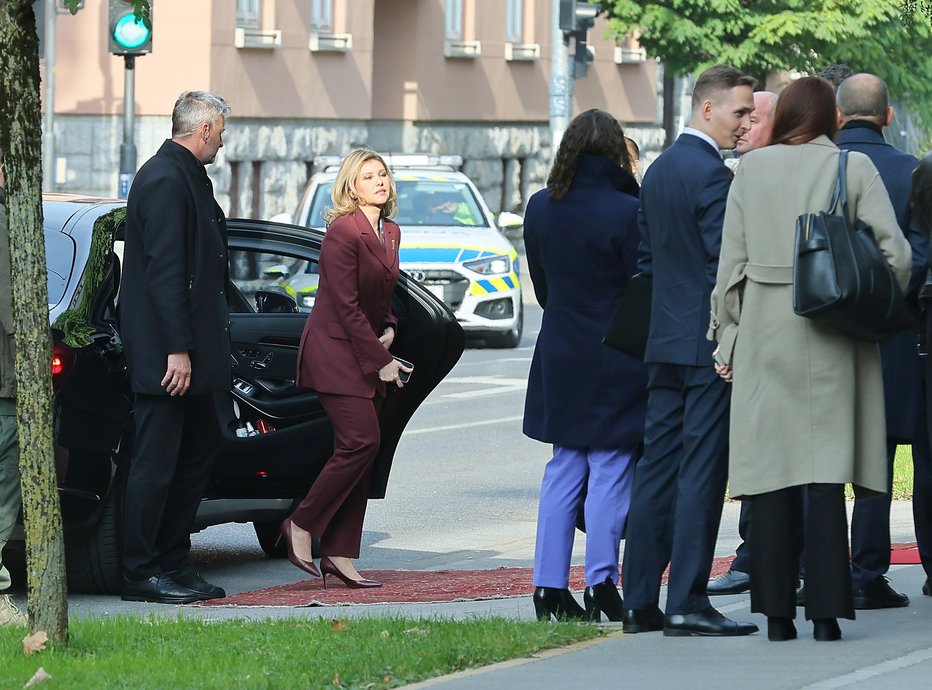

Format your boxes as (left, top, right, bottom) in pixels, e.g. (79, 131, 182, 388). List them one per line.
(165, 565, 226, 600)
(583, 577, 624, 622)
(663, 607, 759, 637)
(707, 569, 751, 595)
(622, 606, 665, 633)
(922, 577, 931, 596)
(813, 618, 841, 641)
(532, 587, 587, 622)
(767, 616, 797, 642)
(121, 574, 201, 604)
(852, 577, 909, 609)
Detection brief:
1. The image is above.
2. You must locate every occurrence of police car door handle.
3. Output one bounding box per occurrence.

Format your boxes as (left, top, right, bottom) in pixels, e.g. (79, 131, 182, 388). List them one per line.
(250, 352, 273, 370)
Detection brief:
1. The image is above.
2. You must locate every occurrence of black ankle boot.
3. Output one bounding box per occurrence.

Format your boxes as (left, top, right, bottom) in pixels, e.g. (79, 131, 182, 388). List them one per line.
(767, 616, 797, 641)
(584, 577, 624, 622)
(813, 618, 841, 641)
(533, 587, 586, 622)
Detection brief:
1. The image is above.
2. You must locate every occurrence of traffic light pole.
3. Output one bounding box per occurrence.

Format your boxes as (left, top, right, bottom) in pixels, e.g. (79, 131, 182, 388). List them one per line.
(549, 0, 573, 164)
(118, 55, 137, 199)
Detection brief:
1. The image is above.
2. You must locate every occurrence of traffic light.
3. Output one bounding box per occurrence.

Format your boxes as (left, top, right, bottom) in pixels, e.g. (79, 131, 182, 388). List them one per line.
(558, 1, 600, 32)
(108, 0, 152, 56)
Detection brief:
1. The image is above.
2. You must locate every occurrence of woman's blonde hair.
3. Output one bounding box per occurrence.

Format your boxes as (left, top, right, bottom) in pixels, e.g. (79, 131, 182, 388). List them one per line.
(323, 148, 397, 225)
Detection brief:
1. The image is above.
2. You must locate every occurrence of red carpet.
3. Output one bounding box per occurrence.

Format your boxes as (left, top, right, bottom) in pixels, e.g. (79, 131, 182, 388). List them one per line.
(194, 544, 921, 608)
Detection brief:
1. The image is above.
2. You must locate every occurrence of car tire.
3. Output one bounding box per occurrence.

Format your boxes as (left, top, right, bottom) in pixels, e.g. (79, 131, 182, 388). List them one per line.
(65, 480, 123, 595)
(484, 301, 524, 348)
(253, 520, 288, 558)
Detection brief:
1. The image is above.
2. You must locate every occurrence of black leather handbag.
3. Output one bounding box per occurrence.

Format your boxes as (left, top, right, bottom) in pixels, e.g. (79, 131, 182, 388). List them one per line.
(602, 273, 652, 359)
(792, 150, 905, 342)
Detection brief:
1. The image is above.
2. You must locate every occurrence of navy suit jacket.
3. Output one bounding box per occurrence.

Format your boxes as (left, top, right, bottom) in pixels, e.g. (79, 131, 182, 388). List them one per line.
(637, 133, 733, 366)
(837, 122, 926, 441)
(522, 154, 647, 448)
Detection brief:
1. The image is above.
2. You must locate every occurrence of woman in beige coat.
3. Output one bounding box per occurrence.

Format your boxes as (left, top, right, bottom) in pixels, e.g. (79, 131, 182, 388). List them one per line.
(710, 77, 911, 642)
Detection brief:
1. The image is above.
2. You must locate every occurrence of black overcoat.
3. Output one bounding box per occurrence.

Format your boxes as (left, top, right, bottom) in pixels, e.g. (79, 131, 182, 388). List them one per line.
(119, 140, 231, 395)
(522, 154, 648, 448)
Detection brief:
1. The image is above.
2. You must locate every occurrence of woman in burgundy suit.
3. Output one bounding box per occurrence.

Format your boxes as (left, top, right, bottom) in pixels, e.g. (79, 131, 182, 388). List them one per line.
(281, 148, 411, 588)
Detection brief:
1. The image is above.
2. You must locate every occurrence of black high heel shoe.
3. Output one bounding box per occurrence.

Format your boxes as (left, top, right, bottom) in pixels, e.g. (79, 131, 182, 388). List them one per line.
(767, 617, 797, 641)
(533, 587, 587, 622)
(813, 618, 841, 641)
(584, 577, 624, 622)
(278, 519, 321, 578)
(320, 556, 382, 589)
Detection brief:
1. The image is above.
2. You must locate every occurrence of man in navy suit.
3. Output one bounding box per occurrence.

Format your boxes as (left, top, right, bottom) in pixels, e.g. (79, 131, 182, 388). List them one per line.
(621, 64, 759, 637)
(835, 73, 930, 608)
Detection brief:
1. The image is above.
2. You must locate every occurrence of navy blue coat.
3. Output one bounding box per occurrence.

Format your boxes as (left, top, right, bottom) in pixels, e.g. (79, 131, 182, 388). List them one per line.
(522, 154, 647, 448)
(837, 122, 927, 441)
(638, 133, 732, 365)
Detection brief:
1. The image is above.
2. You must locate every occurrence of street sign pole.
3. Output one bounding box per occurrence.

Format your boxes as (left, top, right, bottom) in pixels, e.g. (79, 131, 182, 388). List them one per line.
(118, 55, 136, 199)
(549, 0, 573, 165)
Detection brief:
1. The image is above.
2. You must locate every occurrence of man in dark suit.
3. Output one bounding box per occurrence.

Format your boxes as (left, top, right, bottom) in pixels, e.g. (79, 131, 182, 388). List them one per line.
(915, 152, 932, 598)
(621, 64, 759, 637)
(120, 91, 232, 604)
(836, 73, 930, 608)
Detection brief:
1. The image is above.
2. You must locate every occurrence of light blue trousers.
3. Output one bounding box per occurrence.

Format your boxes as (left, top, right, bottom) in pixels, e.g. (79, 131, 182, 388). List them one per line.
(533, 445, 636, 588)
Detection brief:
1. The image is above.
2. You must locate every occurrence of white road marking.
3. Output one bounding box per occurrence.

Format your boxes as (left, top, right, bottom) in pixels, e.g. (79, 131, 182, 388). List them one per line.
(441, 376, 528, 399)
(799, 647, 932, 689)
(405, 415, 524, 435)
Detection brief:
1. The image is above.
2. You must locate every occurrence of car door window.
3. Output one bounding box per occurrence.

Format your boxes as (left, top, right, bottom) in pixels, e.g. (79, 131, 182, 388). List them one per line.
(229, 248, 320, 313)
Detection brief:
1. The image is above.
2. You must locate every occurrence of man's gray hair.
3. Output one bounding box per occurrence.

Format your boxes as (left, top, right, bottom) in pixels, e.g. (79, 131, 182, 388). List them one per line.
(171, 91, 231, 138)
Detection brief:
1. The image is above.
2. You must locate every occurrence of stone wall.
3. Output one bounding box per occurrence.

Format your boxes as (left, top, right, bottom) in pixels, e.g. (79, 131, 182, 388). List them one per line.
(47, 116, 666, 221)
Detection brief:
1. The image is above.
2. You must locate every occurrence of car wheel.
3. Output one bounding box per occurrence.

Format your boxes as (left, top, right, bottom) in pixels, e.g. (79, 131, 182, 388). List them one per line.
(485, 301, 524, 348)
(253, 520, 288, 558)
(65, 479, 123, 595)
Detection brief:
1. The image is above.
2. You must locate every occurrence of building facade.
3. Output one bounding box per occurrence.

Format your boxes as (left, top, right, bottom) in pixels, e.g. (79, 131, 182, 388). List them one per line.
(43, 0, 663, 218)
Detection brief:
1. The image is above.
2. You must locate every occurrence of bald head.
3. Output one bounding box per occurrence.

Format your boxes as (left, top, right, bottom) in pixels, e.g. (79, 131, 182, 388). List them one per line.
(836, 73, 891, 126)
(736, 91, 778, 154)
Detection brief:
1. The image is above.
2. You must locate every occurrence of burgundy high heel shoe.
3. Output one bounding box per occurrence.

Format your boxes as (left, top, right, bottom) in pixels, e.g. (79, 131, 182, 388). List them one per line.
(279, 520, 321, 578)
(320, 556, 382, 589)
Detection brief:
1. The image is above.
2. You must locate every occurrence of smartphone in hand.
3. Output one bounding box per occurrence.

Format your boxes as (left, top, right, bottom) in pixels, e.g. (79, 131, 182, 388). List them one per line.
(394, 356, 413, 383)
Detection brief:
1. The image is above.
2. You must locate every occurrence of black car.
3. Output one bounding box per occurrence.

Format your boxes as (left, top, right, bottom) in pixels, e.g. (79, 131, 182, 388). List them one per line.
(9, 194, 464, 594)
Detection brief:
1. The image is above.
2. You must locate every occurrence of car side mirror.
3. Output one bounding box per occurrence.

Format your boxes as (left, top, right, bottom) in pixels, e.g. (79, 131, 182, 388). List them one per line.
(497, 211, 523, 229)
(263, 264, 291, 280)
(255, 290, 298, 314)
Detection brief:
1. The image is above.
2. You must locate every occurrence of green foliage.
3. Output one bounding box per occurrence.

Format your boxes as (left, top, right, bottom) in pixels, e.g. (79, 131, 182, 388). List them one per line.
(0, 615, 601, 689)
(62, 0, 151, 28)
(605, 1, 932, 139)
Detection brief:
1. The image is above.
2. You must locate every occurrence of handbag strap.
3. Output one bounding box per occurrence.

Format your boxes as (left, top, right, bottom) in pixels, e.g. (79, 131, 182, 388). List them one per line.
(828, 149, 849, 216)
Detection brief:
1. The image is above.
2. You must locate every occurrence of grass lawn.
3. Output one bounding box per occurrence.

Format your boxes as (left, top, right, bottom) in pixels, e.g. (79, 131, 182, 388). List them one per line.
(844, 444, 914, 500)
(0, 616, 601, 690)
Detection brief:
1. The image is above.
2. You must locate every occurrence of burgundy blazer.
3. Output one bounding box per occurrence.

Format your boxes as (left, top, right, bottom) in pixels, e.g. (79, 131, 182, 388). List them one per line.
(296, 208, 400, 398)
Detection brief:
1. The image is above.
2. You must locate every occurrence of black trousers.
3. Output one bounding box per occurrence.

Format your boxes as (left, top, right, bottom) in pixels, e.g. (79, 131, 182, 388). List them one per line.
(122, 393, 219, 580)
(850, 439, 897, 588)
(731, 500, 752, 573)
(750, 483, 855, 621)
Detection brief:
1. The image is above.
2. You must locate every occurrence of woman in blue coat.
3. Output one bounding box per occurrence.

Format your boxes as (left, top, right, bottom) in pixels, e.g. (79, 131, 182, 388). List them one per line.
(524, 109, 648, 621)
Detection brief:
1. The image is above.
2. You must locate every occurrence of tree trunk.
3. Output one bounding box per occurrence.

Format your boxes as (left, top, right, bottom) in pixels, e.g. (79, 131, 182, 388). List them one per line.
(0, 0, 69, 645)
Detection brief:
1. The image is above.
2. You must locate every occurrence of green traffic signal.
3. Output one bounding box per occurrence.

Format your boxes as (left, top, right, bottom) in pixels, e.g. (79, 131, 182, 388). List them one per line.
(108, 0, 153, 56)
(112, 13, 150, 50)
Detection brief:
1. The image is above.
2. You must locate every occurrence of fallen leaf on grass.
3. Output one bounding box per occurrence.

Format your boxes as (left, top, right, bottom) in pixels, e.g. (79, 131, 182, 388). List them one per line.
(380, 629, 390, 639)
(22, 632, 48, 656)
(330, 619, 349, 631)
(331, 673, 341, 687)
(24, 667, 52, 687)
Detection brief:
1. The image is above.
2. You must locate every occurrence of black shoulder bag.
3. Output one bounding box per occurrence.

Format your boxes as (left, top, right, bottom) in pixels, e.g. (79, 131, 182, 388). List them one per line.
(792, 150, 905, 342)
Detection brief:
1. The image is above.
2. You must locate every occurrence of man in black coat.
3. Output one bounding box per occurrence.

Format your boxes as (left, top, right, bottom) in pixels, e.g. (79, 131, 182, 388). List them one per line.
(835, 73, 929, 609)
(120, 91, 232, 604)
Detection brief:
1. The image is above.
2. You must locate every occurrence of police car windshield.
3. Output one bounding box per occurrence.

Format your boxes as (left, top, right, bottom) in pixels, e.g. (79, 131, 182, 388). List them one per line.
(307, 179, 489, 229)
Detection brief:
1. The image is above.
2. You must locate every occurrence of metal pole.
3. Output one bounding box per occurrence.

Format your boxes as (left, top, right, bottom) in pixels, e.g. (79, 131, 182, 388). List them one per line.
(549, 0, 572, 165)
(118, 55, 137, 198)
(42, 0, 56, 191)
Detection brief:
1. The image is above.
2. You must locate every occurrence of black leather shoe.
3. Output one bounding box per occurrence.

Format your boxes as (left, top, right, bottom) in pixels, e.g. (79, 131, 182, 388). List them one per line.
(767, 616, 797, 642)
(663, 607, 759, 637)
(922, 577, 931, 596)
(532, 587, 587, 622)
(121, 574, 201, 604)
(813, 618, 841, 641)
(165, 565, 226, 600)
(707, 569, 751, 595)
(852, 577, 909, 609)
(584, 577, 624, 622)
(622, 606, 664, 633)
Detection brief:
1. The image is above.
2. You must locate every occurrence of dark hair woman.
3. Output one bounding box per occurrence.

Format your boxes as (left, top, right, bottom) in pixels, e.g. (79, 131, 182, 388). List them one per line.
(710, 77, 911, 641)
(523, 109, 647, 621)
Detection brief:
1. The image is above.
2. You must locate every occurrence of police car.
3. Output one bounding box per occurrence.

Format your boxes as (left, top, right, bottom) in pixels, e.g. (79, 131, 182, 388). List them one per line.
(280, 154, 524, 348)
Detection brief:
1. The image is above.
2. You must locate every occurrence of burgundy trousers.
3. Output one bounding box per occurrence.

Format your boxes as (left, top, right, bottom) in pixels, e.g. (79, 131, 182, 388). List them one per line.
(289, 392, 382, 558)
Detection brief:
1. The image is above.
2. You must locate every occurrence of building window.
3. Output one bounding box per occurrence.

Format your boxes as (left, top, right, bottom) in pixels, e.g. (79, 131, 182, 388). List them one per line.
(311, 0, 333, 32)
(237, 0, 261, 29)
(445, 0, 463, 39)
(505, 0, 522, 43)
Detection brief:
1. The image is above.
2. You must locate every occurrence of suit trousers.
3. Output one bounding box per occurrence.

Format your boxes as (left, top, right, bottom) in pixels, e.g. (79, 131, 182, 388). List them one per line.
(122, 393, 219, 580)
(621, 363, 730, 615)
(731, 500, 752, 573)
(750, 483, 855, 620)
(0, 398, 22, 592)
(850, 438, 897, 589)
(533, 445, 637, 588)
(289, 393, 382, 559)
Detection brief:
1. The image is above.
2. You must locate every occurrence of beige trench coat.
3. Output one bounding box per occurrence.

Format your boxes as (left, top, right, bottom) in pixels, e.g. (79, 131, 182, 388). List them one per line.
(709, 136, 911, 499)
